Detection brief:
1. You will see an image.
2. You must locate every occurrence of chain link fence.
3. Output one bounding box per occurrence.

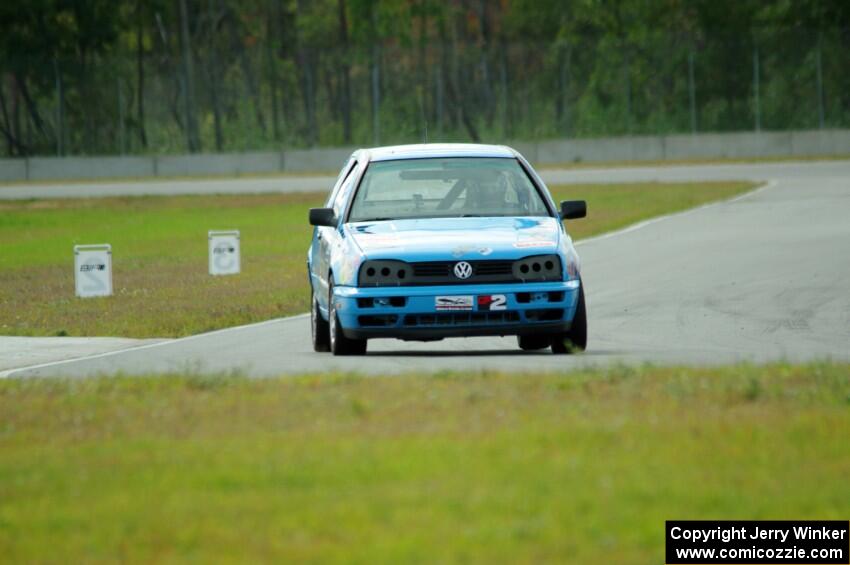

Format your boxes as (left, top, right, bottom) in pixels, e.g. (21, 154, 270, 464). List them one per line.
(2, 30, 848, 157)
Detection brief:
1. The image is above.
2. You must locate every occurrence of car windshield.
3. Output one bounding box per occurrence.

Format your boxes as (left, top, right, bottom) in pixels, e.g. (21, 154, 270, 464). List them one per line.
(347, 157, 551, 222)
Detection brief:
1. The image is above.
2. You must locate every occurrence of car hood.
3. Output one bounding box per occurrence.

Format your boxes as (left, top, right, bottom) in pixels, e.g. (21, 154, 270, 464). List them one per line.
(346, 216, 561, 261)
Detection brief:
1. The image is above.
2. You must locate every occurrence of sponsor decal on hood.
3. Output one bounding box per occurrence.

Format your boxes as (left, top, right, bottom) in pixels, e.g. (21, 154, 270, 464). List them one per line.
(349, 217, 559, 258)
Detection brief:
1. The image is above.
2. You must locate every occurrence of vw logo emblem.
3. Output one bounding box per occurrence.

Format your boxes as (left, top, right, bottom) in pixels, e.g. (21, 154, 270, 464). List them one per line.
(453, 261, 473, 279)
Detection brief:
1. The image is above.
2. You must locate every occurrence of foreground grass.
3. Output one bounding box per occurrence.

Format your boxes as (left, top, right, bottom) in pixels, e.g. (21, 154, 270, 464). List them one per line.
(1, 363, 848, 563)
(0, 181, 754, 337)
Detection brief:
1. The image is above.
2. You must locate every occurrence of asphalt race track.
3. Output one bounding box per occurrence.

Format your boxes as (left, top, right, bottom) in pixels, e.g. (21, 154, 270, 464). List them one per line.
(4, 161, 850, 377)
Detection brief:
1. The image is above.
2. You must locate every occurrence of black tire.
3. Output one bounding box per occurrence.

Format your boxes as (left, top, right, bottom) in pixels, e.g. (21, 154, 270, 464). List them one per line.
(311, 288, 330, 352)
(517, 334, 551, 351)
(328, 277, 367, 356)
(551, 281, 587, 354)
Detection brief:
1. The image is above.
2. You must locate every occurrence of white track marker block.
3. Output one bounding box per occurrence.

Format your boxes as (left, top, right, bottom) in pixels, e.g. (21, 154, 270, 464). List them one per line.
(208, 230, 241, 275)
(74, 244, 113, 298)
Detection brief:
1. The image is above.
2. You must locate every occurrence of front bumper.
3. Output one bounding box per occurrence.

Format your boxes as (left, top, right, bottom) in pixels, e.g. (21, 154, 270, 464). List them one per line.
(332, 280, 581, 340)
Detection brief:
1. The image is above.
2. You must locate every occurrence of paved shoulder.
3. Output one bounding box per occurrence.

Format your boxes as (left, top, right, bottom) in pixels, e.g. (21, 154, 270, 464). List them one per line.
(0, 175, 336, 200)
(539, 160, 850, 184)
(0, 336, 168, 375)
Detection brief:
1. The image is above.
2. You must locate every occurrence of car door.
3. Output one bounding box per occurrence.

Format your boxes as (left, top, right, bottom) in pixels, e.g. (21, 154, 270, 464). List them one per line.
(312, 158, 359, 312)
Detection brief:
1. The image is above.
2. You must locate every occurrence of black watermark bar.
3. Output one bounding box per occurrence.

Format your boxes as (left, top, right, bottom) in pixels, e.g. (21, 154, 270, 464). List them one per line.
(666, 521, 849, 564)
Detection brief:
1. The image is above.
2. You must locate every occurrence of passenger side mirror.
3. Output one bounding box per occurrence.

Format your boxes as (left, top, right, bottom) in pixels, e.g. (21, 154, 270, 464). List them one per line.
(309, 207, 337, 227)
(560, 200, 587, 220)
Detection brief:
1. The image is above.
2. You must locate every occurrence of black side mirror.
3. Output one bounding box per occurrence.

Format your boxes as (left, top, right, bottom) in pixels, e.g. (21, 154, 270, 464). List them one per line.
(309, 207, 337, 227)
(560, 200, 587, 220)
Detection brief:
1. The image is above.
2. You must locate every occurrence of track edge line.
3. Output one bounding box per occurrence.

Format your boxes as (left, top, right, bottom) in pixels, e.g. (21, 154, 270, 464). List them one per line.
(0, 313, 310, 378)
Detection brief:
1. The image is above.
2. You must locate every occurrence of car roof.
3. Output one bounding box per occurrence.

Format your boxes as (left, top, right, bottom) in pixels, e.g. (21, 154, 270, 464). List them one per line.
(363, 143, 517, 162)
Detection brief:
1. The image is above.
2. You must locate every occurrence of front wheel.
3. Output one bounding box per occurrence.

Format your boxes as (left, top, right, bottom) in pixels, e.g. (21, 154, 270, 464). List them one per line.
(328, 277, 367, 356)
(311, 288, 330, 352)
(551, 281, 587, 354)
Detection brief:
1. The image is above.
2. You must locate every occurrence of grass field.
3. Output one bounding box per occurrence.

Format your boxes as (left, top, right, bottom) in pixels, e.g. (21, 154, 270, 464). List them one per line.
(0, 181, 754, 338)
(1, 363, 847, 562)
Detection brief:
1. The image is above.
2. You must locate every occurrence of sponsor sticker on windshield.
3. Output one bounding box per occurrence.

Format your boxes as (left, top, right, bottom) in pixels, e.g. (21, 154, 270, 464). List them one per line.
(435, 296, 473, 311)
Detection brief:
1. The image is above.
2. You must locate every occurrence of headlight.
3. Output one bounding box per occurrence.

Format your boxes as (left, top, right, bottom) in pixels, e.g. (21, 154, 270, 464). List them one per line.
(359, 260, 412, 286)
(512, 254, 562, 282)
(565, 253, 579, 280)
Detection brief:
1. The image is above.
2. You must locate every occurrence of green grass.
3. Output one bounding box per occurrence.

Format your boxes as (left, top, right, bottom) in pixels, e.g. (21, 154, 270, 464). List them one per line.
(1, 363, 848, 563)
(0, 181, 755, 338)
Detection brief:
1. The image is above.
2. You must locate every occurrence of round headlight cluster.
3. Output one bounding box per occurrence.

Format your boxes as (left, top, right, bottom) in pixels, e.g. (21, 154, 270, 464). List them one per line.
(359, 260, 412, 286)
(512, 254, 562, 282)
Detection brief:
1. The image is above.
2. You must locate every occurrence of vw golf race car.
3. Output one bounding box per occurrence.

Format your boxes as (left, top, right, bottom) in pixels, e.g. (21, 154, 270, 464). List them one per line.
(307, 144, 587, 355)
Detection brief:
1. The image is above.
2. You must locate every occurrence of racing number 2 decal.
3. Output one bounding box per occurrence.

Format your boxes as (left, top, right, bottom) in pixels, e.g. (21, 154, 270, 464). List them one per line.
(478, 294, 507, 311)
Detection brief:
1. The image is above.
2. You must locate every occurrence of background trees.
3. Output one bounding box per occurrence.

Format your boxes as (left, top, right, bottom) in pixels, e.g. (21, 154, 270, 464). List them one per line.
(1, 0, 848, 157)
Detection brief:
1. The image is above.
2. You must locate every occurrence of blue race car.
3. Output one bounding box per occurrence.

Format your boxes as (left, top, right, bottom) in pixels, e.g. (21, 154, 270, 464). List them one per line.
(307, 143, 587, 355)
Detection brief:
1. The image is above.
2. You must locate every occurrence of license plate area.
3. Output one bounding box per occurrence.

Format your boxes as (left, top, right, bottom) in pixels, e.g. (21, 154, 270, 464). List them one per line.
(435, 295, 473, 311)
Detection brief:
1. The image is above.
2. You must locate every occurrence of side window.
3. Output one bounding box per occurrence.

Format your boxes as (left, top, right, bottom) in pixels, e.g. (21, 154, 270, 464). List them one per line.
(325, 157, 356, 207)
(332, 165, 358, 217)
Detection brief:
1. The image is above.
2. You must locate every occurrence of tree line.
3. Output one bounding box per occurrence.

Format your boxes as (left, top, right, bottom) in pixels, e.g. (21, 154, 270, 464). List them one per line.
(1, 0, 849, 157)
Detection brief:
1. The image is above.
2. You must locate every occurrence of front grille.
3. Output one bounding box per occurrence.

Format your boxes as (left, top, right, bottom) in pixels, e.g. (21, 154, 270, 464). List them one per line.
(409, 260, 516, 285)
(412, 262, 450, 277)
(403, 311, 521, 327)
(360, 256, 562, 287)
(471, 261, 513, 275)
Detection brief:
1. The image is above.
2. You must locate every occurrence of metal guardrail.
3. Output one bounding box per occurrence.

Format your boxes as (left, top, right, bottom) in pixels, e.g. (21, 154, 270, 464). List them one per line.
(2, 129, 849, 183)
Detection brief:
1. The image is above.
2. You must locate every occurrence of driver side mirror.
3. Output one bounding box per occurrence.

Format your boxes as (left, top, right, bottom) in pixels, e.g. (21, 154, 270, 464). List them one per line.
(560, 200, 587, 220)
(309, 207, 337, 227)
